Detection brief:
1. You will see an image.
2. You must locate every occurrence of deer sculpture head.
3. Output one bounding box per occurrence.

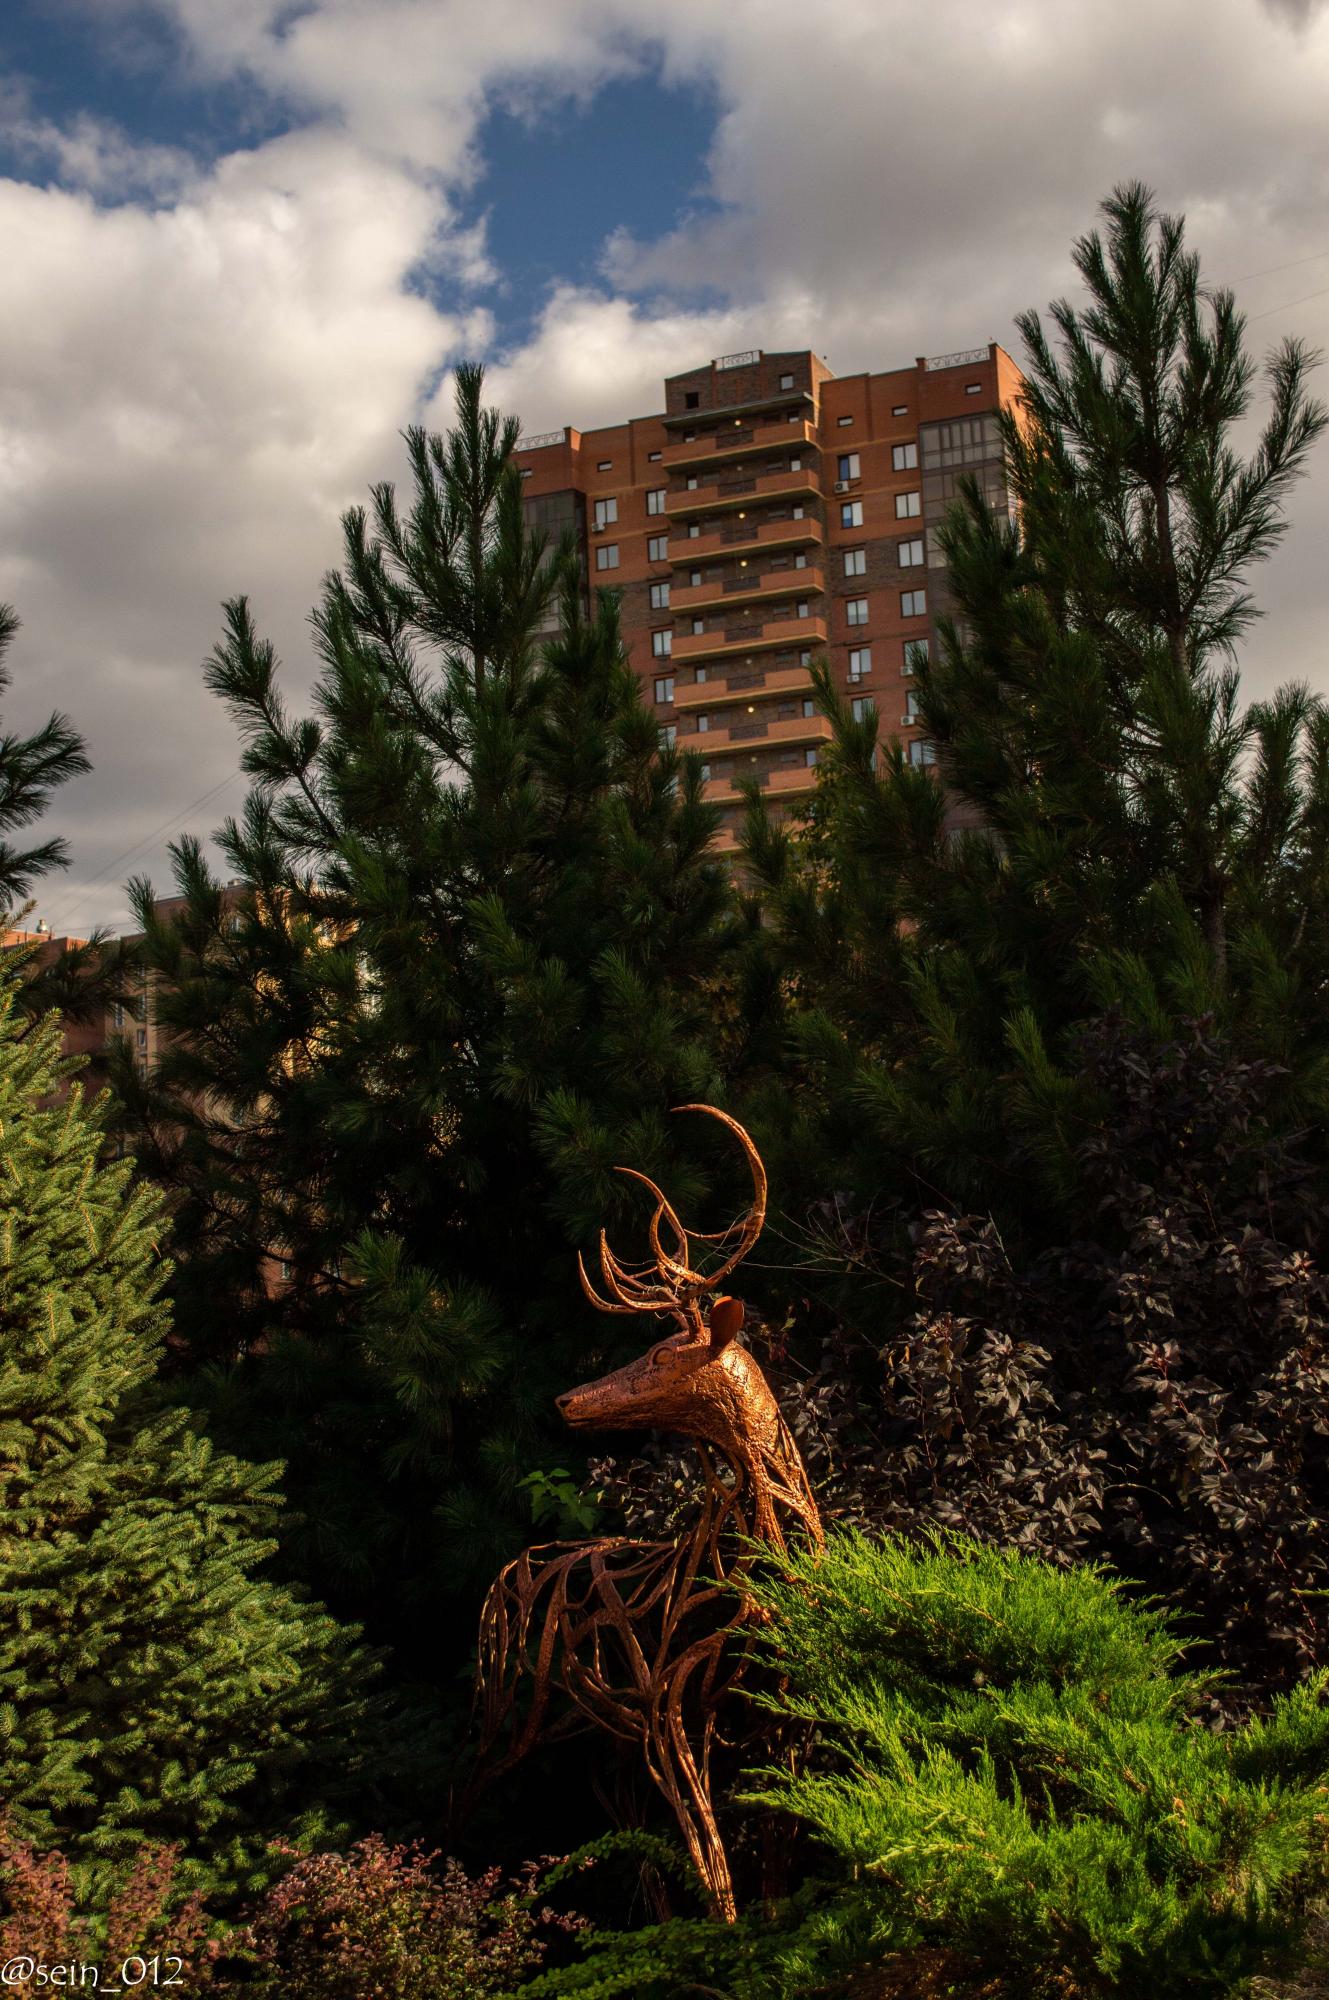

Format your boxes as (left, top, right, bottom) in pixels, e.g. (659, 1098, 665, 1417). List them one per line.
(558, 1105, 820, 1551)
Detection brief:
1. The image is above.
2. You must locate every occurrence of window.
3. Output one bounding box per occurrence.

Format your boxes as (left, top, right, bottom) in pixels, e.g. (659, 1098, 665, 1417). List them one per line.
(837, 414, 853, 427)
(892, 442, 918, 471)
(901, 588, 927, 617)
(112, 1003, 124, 1029)
(700, 762, 711, 782)
(846, 597, 869, 626)
(802, 697, 816, 718)
(840, 500, 864, 528)
(903, 688, 922, 719)
(804, 747, 819, 766)
(649, 581, 670, 609)
(908, 738, 938, 766)
(844, 548, 866, 577)
(892, 403, 908, 416)
(779, 372, 794, 389)
(654, 674, 675, 704)
(595, 543, 619, 571)
(688, 522, 701, 538)
(697, 714, 711, 733)
(848, 646, 872, 681)
(791, 505, 805, 519)
(695, 666, 708, 683)
(903, 637, 929, 673)
(136, 1027, 147, 1049)
(686, 476, 699, 490)
(837, 452, 860, 481)
(898, 538, 924, 567)
(851, 696, 875, 721)
(593, 496, 618, 529)
(895, 490, 921, 519)
(659, 723, 676, 747)
(685, 391, 700, 408)
(597, 459, 613, 471)
(790, 455, 802, 471)
(800, 649, 813, 666)
(653, 630, 673, 657)
(648, 449, 662, 461)
(793, 552, 807, 569)
(280, 1260, 293, 1282)
(690, 570, 702, 586)
(520, 466, 532, 479)
(646, 488, 667, 515)
(692, 618, 705, 635)
(965, 382, 983, 396)
(647, 534, 669, 561)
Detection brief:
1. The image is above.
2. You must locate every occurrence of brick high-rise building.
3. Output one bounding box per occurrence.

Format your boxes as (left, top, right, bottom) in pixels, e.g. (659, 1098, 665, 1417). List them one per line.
(516, 341, 1024, 848)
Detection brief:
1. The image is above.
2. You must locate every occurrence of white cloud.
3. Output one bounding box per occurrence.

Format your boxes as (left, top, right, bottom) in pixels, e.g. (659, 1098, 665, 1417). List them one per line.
(6, 0, 1329, 931)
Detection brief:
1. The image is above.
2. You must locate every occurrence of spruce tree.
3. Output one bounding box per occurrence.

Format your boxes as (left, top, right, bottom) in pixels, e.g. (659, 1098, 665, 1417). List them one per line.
(0, 972, 371, 1895)
(117, 365, 739, 1682)
(741, 183, 1329, 1243)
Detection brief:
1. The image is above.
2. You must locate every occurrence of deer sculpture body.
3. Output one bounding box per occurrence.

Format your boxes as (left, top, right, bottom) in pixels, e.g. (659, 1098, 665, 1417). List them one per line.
(475, 1107, 821, 1923)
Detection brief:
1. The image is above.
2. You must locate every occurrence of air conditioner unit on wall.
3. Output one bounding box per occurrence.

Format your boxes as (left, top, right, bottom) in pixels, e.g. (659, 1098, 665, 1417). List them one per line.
(833, 480, 848, 493)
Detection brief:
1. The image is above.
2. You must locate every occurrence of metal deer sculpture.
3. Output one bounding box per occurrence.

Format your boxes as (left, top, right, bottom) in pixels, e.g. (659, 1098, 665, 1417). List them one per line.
(475, 1106, 822, 1923)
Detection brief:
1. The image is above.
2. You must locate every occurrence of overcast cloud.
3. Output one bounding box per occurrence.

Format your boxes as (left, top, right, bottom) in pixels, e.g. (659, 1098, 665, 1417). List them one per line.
(4, 0, 1329, 932)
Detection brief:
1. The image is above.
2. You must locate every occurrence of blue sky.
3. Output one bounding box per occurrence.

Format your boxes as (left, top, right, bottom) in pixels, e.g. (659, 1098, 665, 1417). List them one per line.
(2, 0, 1327, 932)
(0, 0, 726, 353)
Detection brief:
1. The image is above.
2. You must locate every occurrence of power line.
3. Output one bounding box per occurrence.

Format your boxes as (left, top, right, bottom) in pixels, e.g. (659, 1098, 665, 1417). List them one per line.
(1230, 247, 1329, 284)
(44, 765, 246, 936)
(1248, 281, 1329, 324)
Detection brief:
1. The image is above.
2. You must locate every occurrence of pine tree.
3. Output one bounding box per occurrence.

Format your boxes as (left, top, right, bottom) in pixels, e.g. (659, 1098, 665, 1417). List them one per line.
(0, 970, 372, 1896)
(0, 605, 140, 1028)
(116, 365, 739, 1681)
(741, 183, 1329, 1243)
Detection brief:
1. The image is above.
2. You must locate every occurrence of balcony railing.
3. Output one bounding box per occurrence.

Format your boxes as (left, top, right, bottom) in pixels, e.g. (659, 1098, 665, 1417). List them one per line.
(670, 563, 824, 614)
(674, 515, 824, 564)
(672, 612, 827, 665)
(681, 713, 833, 755)
(661, 418, 817, 472)
(702, 762, 819, 805)
(674, 661, 819, 712)
(666, 467, 817, 519)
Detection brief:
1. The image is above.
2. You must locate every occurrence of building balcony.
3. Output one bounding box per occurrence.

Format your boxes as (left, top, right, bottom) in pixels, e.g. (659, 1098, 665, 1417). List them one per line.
(681, 712, 833, 755)
(672, 612, 828, 666)
(702, 761, 820, 806)
(661, 418, 818, 472)
(662, 388, 814, 430)
(671, 563, 824, 614)
(674, 660, 818, 712)
(666, 467, 818, 519)
(674, 515, 824, 564)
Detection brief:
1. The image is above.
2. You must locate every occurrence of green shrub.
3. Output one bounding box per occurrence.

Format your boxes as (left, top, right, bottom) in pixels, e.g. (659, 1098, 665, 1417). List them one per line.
(539, 1532, 1329, 1999)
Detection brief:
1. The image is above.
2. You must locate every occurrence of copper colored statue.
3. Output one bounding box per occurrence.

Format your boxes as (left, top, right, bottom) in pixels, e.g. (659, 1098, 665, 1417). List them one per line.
(475, 1106, 822, 1922)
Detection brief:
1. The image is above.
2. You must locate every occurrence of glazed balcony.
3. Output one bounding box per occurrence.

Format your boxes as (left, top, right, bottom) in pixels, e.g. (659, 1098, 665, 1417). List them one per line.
(671, 563, 824, 615)
(661, 417, 818, 472)
(674, 515, 824, 564)
(672, 612, 828, 666)
(680, 712, 833, 756)
(666, 466, 819, 520)
(674, 661, 817, 712)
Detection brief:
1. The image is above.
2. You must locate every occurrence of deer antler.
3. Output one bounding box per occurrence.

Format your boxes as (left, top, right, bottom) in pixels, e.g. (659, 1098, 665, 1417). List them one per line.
(576, 1105, 767, 1331)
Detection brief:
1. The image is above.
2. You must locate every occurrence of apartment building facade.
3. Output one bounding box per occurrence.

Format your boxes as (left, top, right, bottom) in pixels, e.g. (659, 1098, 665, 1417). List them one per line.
(515, 341, 1024, 847)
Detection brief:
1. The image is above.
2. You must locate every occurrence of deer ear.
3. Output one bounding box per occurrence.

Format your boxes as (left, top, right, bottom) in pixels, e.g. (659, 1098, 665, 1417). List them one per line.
(709, 1296, 744, 1350)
